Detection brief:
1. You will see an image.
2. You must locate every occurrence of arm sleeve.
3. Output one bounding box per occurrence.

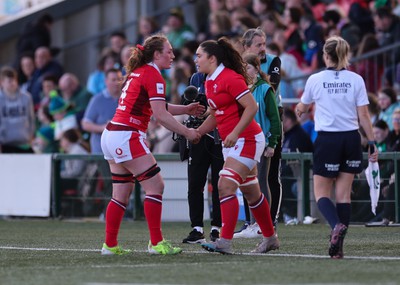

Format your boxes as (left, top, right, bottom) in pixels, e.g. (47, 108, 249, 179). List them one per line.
(144, 69, 166, 102)
(227, 73, 250, 100)
(82, 97, 98, 123)
(264, 88, 282, 148)
(301, 75, 315, 105)
(355, 75, 369, 106)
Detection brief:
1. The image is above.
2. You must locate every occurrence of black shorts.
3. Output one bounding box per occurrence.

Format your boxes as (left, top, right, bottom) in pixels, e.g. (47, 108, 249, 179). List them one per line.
(313, 130, 363, 178)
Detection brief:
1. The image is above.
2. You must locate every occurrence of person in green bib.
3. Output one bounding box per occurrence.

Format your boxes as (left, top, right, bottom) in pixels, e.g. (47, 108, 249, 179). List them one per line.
(233, 53, 281, 238)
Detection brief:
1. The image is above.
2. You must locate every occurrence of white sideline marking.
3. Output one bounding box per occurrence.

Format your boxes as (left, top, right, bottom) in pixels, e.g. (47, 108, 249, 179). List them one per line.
(1, 245, 400, 261)
(84, 282, 396, 285)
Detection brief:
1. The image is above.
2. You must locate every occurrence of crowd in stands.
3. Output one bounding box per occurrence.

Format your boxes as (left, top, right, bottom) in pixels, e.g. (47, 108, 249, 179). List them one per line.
(1, 0, 400, 223)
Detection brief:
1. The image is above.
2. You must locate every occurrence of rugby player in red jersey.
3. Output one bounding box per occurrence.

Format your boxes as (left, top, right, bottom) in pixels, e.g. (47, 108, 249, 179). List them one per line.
(100, 33, 203, 255)
(195, 37, 279, 254)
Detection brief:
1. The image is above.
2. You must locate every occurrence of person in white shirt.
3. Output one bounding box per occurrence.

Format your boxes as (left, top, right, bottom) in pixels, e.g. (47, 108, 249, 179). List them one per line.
(296, 36, 378, 259)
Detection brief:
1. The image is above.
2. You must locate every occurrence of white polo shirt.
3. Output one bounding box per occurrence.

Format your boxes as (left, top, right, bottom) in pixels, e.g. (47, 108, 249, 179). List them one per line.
(301, 69, 369, 132)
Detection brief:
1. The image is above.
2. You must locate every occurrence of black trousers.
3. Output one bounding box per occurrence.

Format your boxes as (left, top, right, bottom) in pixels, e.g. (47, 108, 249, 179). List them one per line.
(268, 136, 283, 225)
(187, 135, 224, 228)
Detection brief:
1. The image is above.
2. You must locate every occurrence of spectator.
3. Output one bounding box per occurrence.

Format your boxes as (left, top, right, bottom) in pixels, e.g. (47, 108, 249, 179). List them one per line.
(60, 129, 89, 179)
(348, 0, 375, 38)
(252, 0, 275, 17)
(181, 40, 200, 61)
(105, 31, 128, 70)
(195, 0, 226, 42)
(136, 16, 159, 45)
(16, 13, 54, 62)
(32, 125, 57, 154)
(28, 46, 64, 109)
(282, 6, 304, 66)
(82, 68, 123, 218)
(86, 51, 117, 95)
(351, 34, 384, 93)
(39, 74, 59, 108)
(367, 92, 381, 125)
(119, 44, 132, 76)
(322, 9, 344, 37)
(170, 55, 196, 104)
(36, 105, 54, 129)
(48, 92, 78, 140)
(229, 35, 245, 54)
(300, 11, 325, 72)
(377, 87, 400, 130)
(259, 11, 285, 43)
(0, 66, 35, 153)
(17, 52, 35, 93)
(298, 104, 317, 143)
(371, 110, 400, 225)
(58, 73, 92, 123)
(267, 40, 305, 98)
(373, 6, 400, 86)
(370, 120, 394, 220)
(164, 7, 195, 49)
(82, 68, 122, 154)
(280, 107, 314, 225)
(59, 128, 90, 217)
(230, 7, 259, 36)
(208, 10, 233, 40)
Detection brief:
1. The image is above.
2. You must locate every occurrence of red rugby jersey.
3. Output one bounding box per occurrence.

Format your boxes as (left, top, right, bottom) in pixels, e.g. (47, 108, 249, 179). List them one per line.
(112, 63, 166, 132)
(205, 65, 261, 140)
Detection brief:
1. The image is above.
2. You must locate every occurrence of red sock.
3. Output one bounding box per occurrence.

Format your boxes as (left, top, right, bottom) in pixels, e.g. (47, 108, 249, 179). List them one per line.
(105, 198, 126, 247)
(144, 195, 163, 245)
(250, 194, 275, 237)
(220, 195, 239, 240)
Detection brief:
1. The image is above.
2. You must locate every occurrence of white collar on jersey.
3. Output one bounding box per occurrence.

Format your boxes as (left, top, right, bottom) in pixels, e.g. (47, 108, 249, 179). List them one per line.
(207, 63, 225, 81)
(147, 62, 161, 74)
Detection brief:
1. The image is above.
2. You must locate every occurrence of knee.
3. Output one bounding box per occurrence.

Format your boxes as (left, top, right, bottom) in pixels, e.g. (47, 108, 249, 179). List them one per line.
(218, 179, 237, 197)
(242, 188, 261, 204)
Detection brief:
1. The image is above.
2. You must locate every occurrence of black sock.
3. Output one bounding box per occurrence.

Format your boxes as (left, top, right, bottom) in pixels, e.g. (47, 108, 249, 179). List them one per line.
(336, 203, 351, 227)
(317, 197, 339, 229)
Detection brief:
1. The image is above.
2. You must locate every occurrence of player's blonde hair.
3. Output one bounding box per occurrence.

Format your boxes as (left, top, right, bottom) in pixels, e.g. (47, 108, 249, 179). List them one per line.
(323, 36, 350, 70)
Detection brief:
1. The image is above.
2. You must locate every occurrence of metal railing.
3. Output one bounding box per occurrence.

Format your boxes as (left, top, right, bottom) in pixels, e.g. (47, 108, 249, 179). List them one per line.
(51, 152, 400, 223)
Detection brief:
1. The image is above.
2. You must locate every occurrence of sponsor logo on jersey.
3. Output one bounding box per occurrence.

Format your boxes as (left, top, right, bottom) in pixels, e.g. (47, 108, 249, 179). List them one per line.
(156, 83, 164, 94)
(129, 117, 142, 125)
(115, 148, 123, 155)
(131, 72, 140, 77)
(213, 84, 218, 93)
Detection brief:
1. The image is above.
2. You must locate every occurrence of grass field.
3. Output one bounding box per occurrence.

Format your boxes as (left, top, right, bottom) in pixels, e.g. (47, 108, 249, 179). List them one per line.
(1, 219, 400, 285)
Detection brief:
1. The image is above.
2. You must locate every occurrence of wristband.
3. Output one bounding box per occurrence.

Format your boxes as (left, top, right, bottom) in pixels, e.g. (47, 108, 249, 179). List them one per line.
(367, 141, 376, 145)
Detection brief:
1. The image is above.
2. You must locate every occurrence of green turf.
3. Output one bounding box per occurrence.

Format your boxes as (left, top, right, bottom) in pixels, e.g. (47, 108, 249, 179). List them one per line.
(1, 219, 399, 285)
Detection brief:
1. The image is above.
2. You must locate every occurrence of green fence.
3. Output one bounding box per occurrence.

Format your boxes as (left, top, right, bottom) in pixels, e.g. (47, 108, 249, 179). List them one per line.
(51, 152, 400, 223)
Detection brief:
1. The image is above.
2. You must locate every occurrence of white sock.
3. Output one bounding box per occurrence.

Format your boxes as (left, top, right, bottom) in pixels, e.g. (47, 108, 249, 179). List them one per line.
(211, 226, 220, 232)
(194, 226, 203, 233)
